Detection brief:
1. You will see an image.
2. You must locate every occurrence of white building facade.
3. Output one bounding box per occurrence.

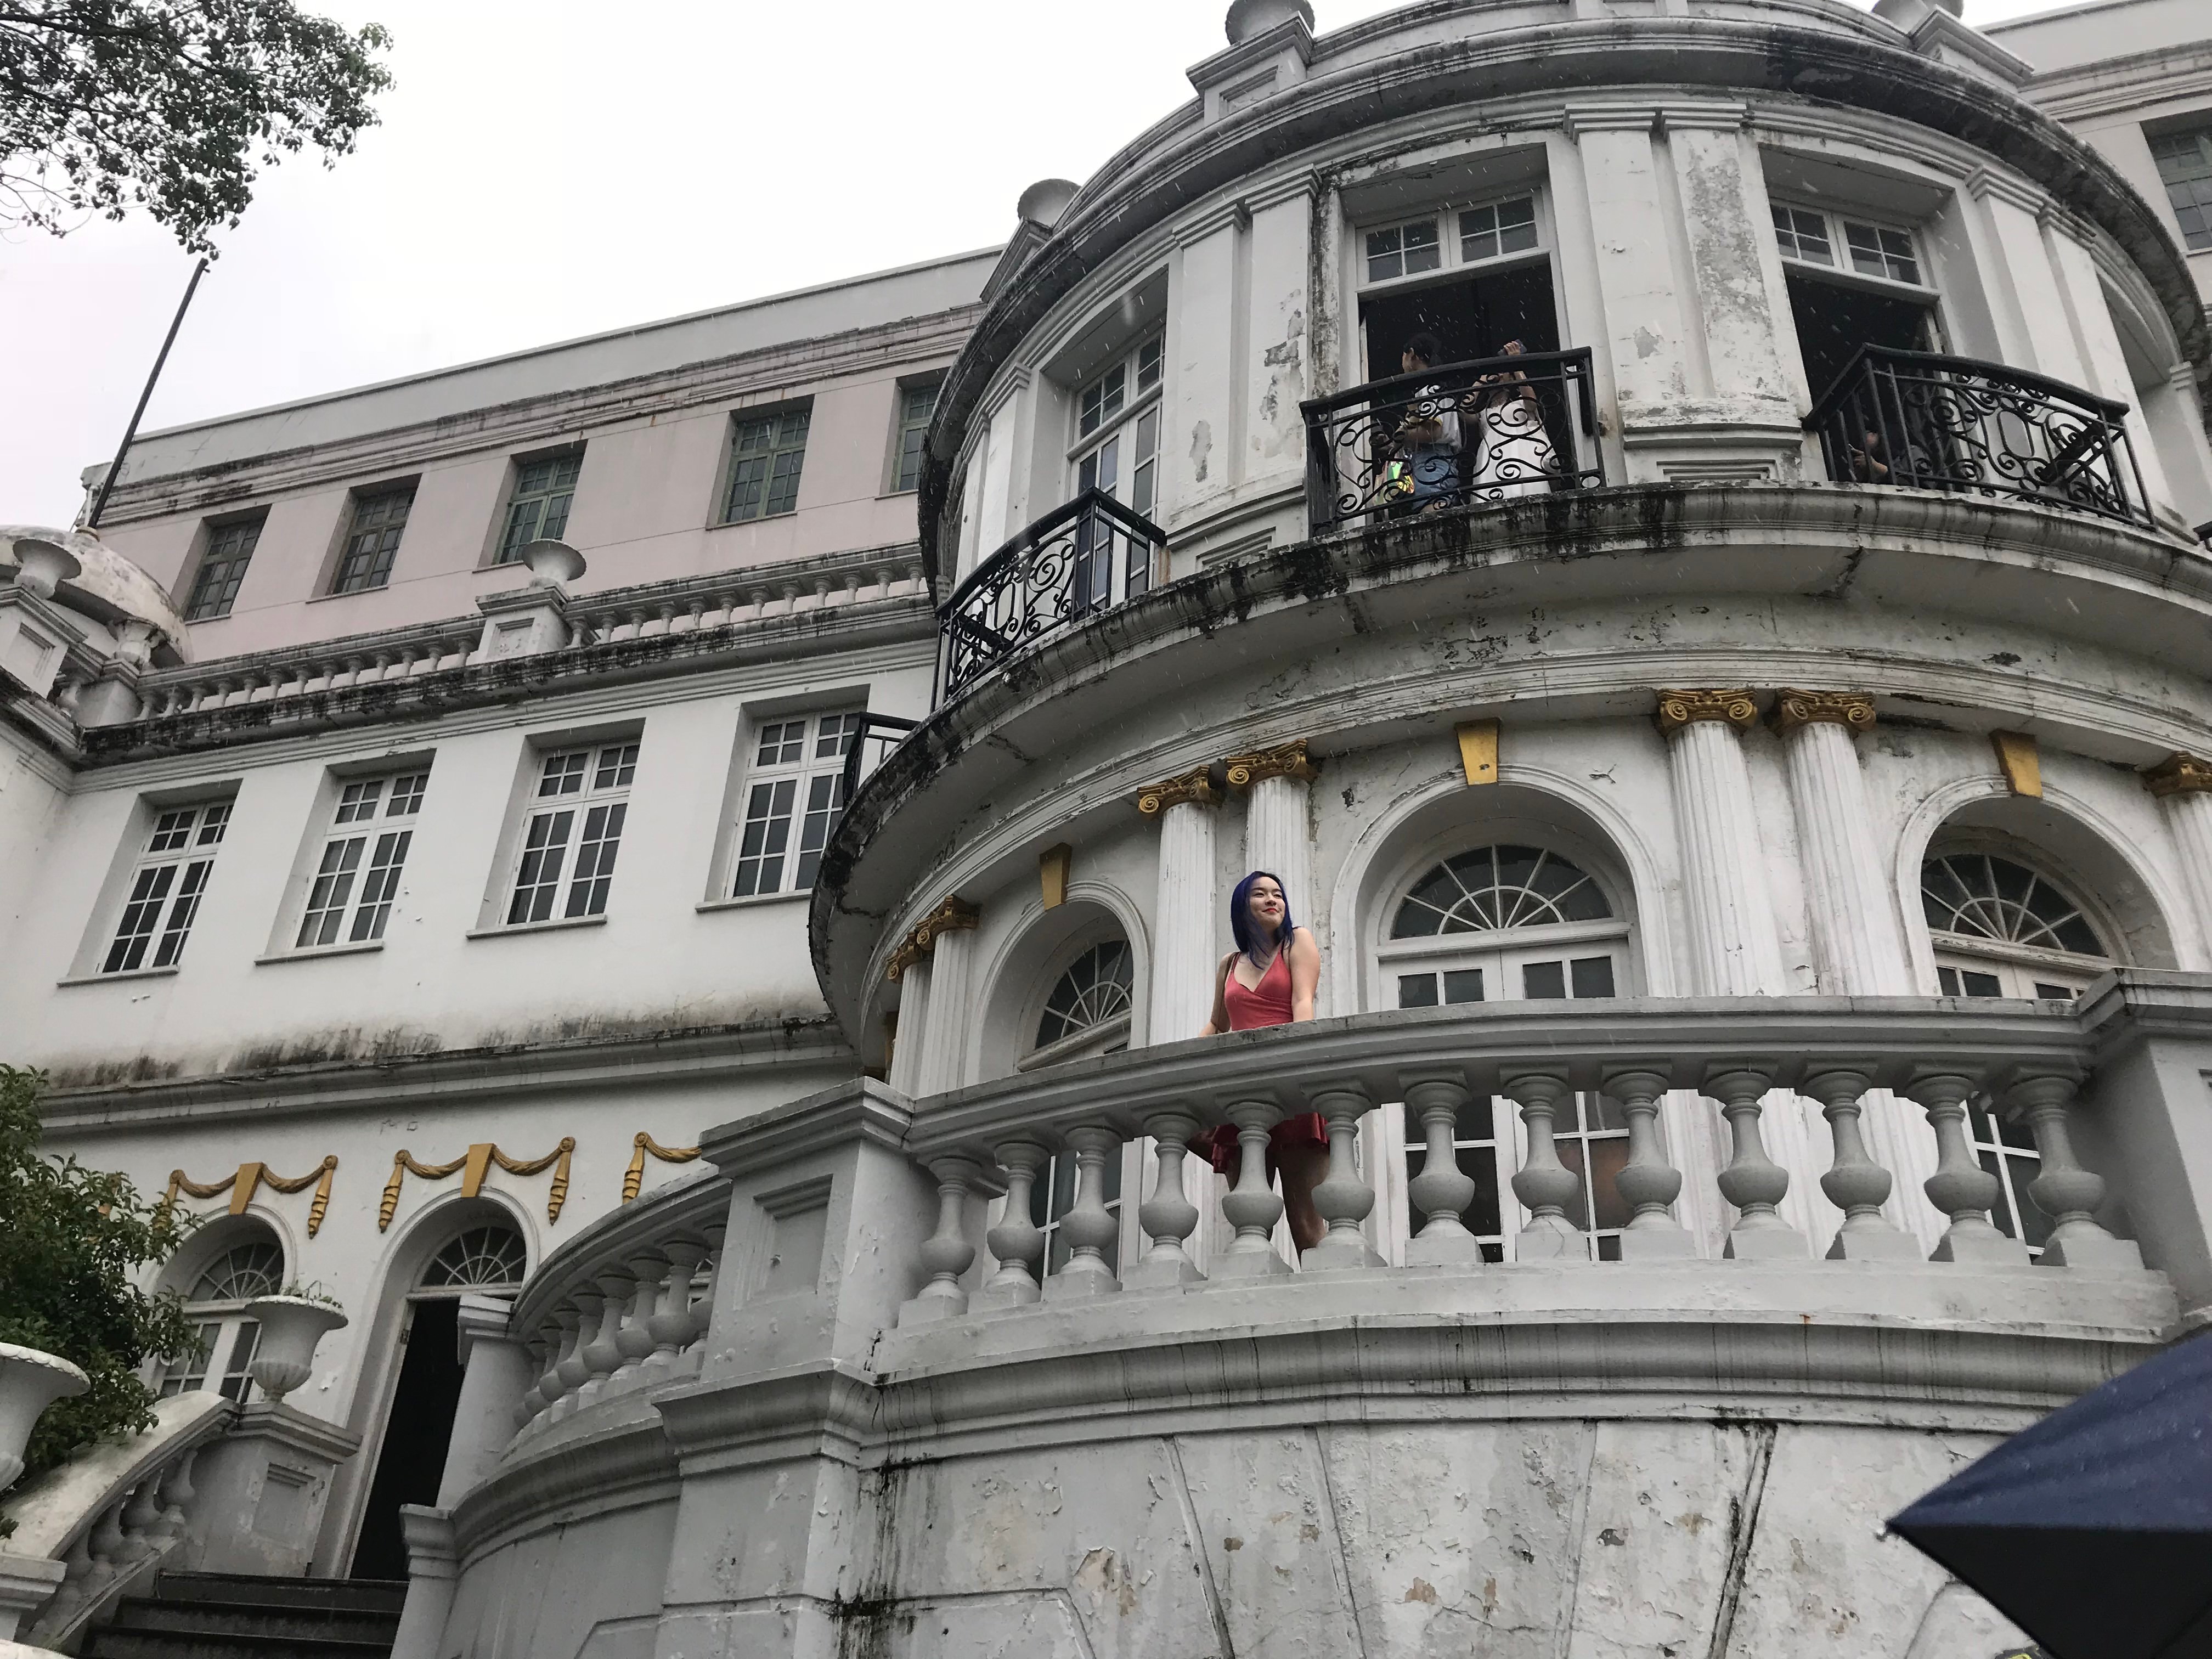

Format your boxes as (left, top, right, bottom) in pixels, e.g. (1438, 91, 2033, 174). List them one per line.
(6, 1, 2212, 1656)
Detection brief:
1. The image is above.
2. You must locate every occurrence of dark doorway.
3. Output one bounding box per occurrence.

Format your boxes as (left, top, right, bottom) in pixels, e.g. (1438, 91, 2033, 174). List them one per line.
(348, 1297, 462, 1580)
(1786, 272, 1938, 404)
(1361, 264, 1560, 379)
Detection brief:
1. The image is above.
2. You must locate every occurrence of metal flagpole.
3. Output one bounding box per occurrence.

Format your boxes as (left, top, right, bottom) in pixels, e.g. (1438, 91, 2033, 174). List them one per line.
(86, 256, 210, 531)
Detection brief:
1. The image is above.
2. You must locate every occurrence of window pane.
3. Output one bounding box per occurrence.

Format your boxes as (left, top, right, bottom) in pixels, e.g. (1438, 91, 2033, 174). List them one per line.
(152, 859, 213, 968)
(351, 829, 412, 942)
(565, 802, 625, 917)
(724, 410, 810, 522)
(333, 488, 413, 594)
(1570, 956, 1616, 998)
(1397, 972, 1440, 1008)
(1366, 226, 1403, 283)
(1442, 968, 1484, 1004)
(1522, 960, 1567, 1000)
(508, 809, 574, 924)
(297, 836, 365, 947)
(186, 517, 264, 622)
(2150, 126, 2212, 250)
(1401, 219, 1441, 275)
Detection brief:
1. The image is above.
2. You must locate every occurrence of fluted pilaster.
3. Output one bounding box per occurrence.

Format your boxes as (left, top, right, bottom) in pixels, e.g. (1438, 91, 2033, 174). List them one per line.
(1228, 741, 1318, 924)
(1657, 692, 1786, 996)
(2147, 754, 2212, 968)
(1140, 774, 1219, 1044)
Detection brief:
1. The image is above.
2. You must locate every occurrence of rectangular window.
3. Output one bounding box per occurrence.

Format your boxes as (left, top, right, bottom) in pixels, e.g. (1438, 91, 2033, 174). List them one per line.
(2149, 125, 2212, 252)
(731, 712, 862, 898)
(506, 742, 637, 924)
(184, 516, 263, 622)
(1366, 217, 1442, 284)
(295, 770, 428, 949)
(496, 453, 582, 563)
(722, 408, 811, 523)
(1770, 204, 1833, 266)
(1773, 202, 1924, 289)
(1843, 220, 1921, 286)
(102, 800, 232, 974)
(331, 486, 414, 595)
(1458, 195, 1539, 264)
(891, 382, 938, 494)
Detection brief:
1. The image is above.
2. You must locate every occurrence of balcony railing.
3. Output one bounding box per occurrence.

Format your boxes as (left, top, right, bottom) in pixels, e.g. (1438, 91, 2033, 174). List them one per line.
(837, 710, 921, 811)
(1805, 346, 2153, 529)
(937, 489, 1168, 701)
(1301, 348, 1605, 537)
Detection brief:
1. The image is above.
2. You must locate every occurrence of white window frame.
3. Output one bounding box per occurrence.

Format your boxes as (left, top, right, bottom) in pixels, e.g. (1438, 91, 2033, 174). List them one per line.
(729, 711, 862, 900)
(1770, 200, 1938, 303)
(292, 770, 428, 951)
(504, 741, 637, 926)
(156, 1239, 283, 1403)
(101, 799, 234, 974)
(1356, 189, 1550, 295)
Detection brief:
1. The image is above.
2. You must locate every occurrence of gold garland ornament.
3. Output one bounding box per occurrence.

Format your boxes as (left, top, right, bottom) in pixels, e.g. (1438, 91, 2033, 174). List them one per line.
(164, 1157, 338, 1237)
(379, 1138, 575, 1231)
(623, 1133, 703, 1203)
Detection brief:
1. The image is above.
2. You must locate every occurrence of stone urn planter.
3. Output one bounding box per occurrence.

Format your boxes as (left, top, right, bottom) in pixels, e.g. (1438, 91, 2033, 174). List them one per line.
(517, 540, 585, 588)
(242, 1297, 347, 1404)
(0, 1341, 89, 1491)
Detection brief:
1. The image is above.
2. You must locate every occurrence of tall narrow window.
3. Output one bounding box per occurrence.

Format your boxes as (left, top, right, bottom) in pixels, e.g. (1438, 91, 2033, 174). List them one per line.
(496, 453, 582, 562)
(722, 407, 811, 523)
(158, 1238, 283, 1402)
(295, 770, 429, 949)
(2148, 126, 2212, 252)
(1071, 336, 1163, 613)
(103, 800, 233, 973)
(506, 742, 637, 924)
(731, 712, 861, 898)
(184, 516, 264, 622)
(891, 382, 938, 493)
(332, 486, 415, 594)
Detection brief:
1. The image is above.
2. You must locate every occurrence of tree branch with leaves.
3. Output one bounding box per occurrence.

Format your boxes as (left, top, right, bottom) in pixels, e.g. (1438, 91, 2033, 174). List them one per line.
(0, 0, 392, 255)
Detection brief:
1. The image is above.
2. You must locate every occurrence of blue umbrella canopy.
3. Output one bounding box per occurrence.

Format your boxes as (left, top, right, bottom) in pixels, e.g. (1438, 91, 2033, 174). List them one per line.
(1890, 1331, 2212, 1659)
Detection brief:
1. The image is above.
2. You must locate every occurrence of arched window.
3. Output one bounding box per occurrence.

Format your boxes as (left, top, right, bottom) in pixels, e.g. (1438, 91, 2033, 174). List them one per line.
(421, 1226, 527, 1291)
(1379, 841, 1634, 1259)
(1035, 941, 1133, 1048)
(160, 1234, 285, 1402)
(1922, 851, 2112, 1000)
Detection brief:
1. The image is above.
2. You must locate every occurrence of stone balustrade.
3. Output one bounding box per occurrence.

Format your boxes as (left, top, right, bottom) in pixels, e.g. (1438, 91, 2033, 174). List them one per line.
(3, 1391, 233, 1646)
(501, 1167, 729, 1448)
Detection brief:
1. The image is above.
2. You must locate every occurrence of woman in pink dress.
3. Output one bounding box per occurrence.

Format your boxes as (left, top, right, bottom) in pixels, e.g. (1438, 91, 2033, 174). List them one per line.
(1195, 870, 1329, 1252)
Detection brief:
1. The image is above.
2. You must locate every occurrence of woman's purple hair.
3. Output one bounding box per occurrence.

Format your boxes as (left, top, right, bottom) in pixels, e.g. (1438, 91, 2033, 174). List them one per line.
(1230, 870, 1293, 959)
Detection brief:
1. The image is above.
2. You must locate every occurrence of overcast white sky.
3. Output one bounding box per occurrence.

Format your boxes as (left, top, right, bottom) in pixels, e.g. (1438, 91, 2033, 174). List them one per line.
(0, 0, 2072, 524)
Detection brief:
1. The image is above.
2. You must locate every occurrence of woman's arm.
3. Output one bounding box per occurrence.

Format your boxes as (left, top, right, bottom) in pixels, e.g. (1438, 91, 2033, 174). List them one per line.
(1200, 951, 1234, 1036)
(1288, 928, 1321, 1022)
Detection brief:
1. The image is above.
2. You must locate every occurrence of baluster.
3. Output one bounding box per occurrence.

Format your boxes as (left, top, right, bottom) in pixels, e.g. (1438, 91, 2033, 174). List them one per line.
(610, 1251, 666, 1386)
(549, 1291, 601, 1421)
(532, 1308, 582, 1426)
(1302, 1086, 1384, 1271)
(2007, 1071, 2143, 1269)
(1604, 1067, 1694, 1257)
(872, 567, 895, 600)
(144, 1446, 199, 1548)
(978, 1139, 1049, 1308)
(1044, 1129, 1122, 1300)
(41, 1528, 98, 1629)
(1215, 1099, 1293, 1278)
(1403, 1076, 1484, 1266)
(1911, 1071, 2029, 1264)
(512, 1335, 552, 1430)
(1126, 1113, 1205, 1288)
(643, 1238, 709, 1379)
(1806, 1066, 1917, 1259)
(687, 1223, 727, 1346)
(1709, 1064, 1808, 1259)
(1506, 1070, 1589, 1261)
(87, 1496, 128, 1584)
(114, 1479, 161, 1563)
(574, 1268, 634, 1406)
(900, 1156, 981, 1323)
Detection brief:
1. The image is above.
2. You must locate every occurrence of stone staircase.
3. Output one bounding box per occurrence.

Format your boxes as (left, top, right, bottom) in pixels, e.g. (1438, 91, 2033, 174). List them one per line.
(78, 1572, 406, 1659)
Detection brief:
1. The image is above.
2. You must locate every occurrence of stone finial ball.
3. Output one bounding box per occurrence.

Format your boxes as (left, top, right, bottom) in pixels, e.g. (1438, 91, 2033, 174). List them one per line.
(1016, 178, 1080, 229)
(1225, 0, 1314, 46)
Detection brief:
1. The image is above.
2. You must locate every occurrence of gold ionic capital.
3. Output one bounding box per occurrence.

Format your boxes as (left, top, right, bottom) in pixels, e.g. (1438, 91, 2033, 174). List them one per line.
(1136, 768, 1218, 816)
(1769, 690, 1876, 736)
(1654, 690, 1759, 734)
(1223, 739, 1319, 789)
(885, 895, 980, 981)
(2145, 752, 2212, 798)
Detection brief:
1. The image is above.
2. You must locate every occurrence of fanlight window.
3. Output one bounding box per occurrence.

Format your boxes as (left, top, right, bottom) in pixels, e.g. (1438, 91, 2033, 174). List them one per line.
(1391, 845, 1612, 938)
(190, 1241, 283, 1303)
(421, 1226, 527, 1290)
(1921, 854, 2103, 957)
(1036, 941, 1134, 1049)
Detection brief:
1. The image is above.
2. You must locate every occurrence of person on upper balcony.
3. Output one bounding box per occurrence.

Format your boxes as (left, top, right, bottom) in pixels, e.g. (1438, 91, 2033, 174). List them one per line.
(1463, 337, 1561, 499)
(1391, 333, 1463, 511)
(1195, 871, 1329, 1252)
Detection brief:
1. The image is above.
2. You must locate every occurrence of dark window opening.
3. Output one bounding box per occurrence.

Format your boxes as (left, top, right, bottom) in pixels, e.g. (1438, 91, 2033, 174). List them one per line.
(348, 1297, 462, 1581)
(1361, 263, 1560, 381)
(1785, 272, 1936, 404)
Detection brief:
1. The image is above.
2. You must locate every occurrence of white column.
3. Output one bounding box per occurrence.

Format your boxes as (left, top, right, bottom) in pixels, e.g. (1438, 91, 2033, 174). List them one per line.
(1657, 692, 1786, 996)
(434, 1294, 535, 1509)
(913, 900, 979, 1098)
(1138, 771, 1220, 1042)
(2148, 755, 2212, 969)
(886, 958, 930, 1097)
(1227, 740, 1318, 925)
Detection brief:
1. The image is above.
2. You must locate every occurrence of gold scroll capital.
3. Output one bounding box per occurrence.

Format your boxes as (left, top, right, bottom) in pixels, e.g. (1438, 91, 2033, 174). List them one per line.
(1223, 739, 1319, 789)
(1655, 690, 1758, 733)
(2144, 752, 2212, 798)
(1769, 690, 1876, 736)
(1136, 768, 1218, 816)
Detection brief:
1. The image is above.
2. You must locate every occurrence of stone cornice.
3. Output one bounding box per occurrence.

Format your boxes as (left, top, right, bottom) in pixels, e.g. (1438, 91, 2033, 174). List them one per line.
(2143, 752, 2212, 798)
(1135, 767, 1219, 815)
(1770, 689, 1876, 735)
(1223, 738, 1318, 788)
(1654, 689, 1759, 733)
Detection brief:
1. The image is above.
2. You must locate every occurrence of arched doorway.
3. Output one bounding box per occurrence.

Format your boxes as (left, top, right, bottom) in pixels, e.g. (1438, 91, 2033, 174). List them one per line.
(347, 1223, 527, 1579)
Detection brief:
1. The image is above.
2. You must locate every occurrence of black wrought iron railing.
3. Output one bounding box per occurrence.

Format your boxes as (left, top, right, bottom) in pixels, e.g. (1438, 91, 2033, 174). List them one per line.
(937, 489, 1169, 700)
(1805, 346, 2152, 529)
(837, 711, 922, 813)
(1301, 348, 1604, 536)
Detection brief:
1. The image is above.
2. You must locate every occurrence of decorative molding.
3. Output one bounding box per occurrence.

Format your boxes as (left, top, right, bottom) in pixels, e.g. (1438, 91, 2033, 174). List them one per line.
(1990, 730, 2042, 798)
(623, 1133, 702, 1203)
(1455, 720, 1499, 786)
(885, 896, 980, 983)
(1654, 690, 1759, 733)
(164, 1156, 339, 1237)
(1223, 739, 1318, 789)
(380, 1138, 575, 1231)
(1770, 690, 1876, 736)
(2143, 752, 2212, 799)
(1135, 768, 1219, 815)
